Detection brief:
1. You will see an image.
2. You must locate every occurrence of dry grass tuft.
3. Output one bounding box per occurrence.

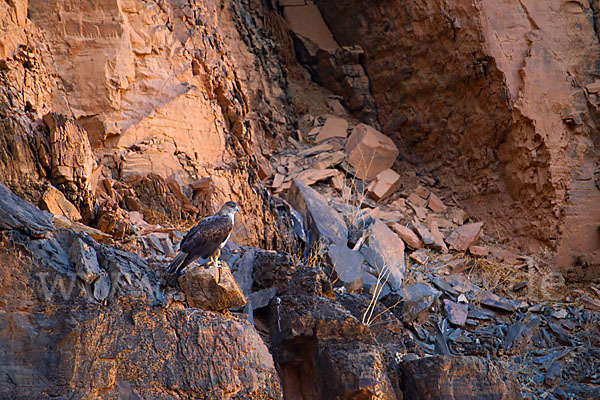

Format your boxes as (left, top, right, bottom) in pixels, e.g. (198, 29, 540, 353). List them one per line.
(464, 257, 529, 298)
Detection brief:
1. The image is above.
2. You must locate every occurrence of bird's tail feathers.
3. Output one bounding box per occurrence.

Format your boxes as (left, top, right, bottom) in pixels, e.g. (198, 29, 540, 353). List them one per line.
(167, 252, 188, 275)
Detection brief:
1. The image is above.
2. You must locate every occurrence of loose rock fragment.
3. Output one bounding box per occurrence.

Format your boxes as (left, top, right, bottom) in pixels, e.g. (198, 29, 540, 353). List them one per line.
(295, 168, 339, 186)
(444, 299, 468, 326)
(344, 123, 399, 180)
(366, 169, 401, 201)
(446, 222, 484, 252)
(288, 178, 348, 246)
(428, 220, 448, 253)
(71, 237, 102, 284)
(360, 219, 406, 291)
(396, 283, 440, 322)
(427, 192, 447, 213)
(178, 264, 246, 311)
(39, 185, 82, 221)
(327, 244, 364, 293)
(316, 116, 348, 142)
(390, 223, 424, 249)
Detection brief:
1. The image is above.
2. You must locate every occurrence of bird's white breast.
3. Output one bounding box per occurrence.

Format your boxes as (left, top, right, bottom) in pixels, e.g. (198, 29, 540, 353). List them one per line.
(219, 212, 235, 249)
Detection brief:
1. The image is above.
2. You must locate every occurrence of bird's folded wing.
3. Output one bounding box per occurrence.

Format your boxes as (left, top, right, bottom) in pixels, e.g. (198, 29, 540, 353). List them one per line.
(180, 215, 233, 258)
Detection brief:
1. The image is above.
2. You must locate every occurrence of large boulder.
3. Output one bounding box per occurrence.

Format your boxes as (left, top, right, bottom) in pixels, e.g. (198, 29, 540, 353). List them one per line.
(0, 183, 54, 236)
(179, 264, 247, 311)
(288, 178, 348, 246)
(39, 185, 82, 221)
(345, 124, 399, 180)
(0, 186, 282, 399)
(270, 295, 397, 399)
(400, 356, 522, 400)
(360, 219, 406, 292)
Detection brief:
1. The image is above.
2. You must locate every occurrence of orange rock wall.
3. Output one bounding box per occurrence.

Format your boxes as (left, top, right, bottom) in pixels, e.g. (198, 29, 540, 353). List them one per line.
(316, 0, 600, 269)
(2, 0, 293, 247)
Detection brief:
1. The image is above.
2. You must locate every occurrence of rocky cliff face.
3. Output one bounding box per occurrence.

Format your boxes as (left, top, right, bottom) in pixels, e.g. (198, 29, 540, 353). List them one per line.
(316, 0, 600, 269)
(1, 0, 294, 247)
(1, 0, 600, 398)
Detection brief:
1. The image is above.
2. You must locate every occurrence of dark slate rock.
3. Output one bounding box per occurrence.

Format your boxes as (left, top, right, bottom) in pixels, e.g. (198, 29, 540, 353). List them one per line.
(248, 287, 277, 310)
(360, 219, 405, 292)
(326, 244, 363, 293)
(231, 247, 256, 296)
(477, 290, 519, 313)
(288, 178, 347, 246)
(400, 356, 523, 400)
(70, 237, 102, 284)
(394, 283, 440, 322)
(0, 183, 54, 236)
(93, 274, 111, 302)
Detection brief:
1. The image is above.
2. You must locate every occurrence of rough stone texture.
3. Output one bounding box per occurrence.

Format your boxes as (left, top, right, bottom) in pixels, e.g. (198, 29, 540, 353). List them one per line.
(270, 295, 396, 399)
(70, 237, 102, 284)
(444, 299, 468, 327)
(367, 168, 401, 201)
(178, 264, 247, 311)
(39, 185, 82, 221)
(42, 113, 98, 222)
(360, 219, 406, 292)
(390, 223, 424, 250)
(0, 0, 291, 249)
(446, 222, 484, 252)
(395, 283, 441, 322)
(0, 185, 282, 399)
(316, 0, 600, 273)
(400, 356, 523, 400)
(52, 215, 111, 242)
(0, 183, 54, 236)
(326, 244, 364, 293)
(250, 248, 333, 299)
(345, 123, 399, 181)
(316, 115, 348, 143)
(288, 178, 348, 246)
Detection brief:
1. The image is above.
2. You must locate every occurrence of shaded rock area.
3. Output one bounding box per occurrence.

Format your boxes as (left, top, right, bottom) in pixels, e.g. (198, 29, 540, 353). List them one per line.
(314, 0, 600, 274)
(0, 0, 600, 398)
(401, 356, 522, 400)
(0, 182, 282, 399)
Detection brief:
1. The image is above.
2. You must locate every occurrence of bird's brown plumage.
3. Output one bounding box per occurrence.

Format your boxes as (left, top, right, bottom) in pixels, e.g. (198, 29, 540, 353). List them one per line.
(167, 201, 238, 275)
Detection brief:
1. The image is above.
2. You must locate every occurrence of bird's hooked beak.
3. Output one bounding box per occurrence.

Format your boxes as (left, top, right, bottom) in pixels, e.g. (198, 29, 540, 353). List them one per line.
(234, 204, 240, 213)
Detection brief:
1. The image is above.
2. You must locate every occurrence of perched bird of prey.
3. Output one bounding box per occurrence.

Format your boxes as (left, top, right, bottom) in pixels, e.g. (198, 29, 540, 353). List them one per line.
(167, 201, 239, 275)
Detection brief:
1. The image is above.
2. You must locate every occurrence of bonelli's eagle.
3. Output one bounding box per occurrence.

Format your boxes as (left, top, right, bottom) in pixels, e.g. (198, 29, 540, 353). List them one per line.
(167, 201, 239, 275)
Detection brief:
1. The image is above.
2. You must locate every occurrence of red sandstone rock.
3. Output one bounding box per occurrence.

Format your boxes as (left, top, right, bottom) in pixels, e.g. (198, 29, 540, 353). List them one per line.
(446, 222, 484, 252)
(469, 245, 489, 257)
(39, 186, 82, 221)
(316, 116, 348, 143)
(390, 223, 424, 250)
(295, 168, 338, 186)
(366, 169, 401, 201)
(407, 193, 428, 208)
(345, 124, 399, 180)
(429, 220, 448, 253)
(178, 264, 246, 311)
(282, 2, 339, 52)
(427, 192, 447, 213)
(256, 156, 274, 180)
